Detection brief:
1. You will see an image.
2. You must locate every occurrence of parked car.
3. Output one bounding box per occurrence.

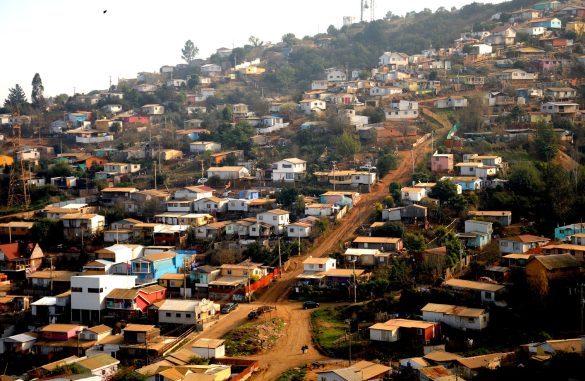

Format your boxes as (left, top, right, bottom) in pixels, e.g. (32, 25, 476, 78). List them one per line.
(303, 300, 320, 309)
(197, 177, 208, 185)
(221, 302, 238, 314)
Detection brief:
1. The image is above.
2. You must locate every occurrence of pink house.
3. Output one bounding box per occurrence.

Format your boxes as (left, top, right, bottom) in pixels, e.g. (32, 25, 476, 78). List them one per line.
(40, 324, 84, 341)
(431, 152, 454, 173)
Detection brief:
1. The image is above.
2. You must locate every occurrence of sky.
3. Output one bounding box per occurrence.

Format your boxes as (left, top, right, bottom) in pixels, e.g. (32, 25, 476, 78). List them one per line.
(0, 0, 505, 102)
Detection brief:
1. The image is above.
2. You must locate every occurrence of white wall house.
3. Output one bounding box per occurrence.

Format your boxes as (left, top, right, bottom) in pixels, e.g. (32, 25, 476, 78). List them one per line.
(305, 203, 336, 218)
(60, 214, 106, 239)
(174, 186, 214, 201)
(421, 303, 489, 331)
(103, 163, 141, 174)
(192, 338, 226, 359)
(207, 166, 250, 180)
(141, 104, 164, 115)
(272, 158, 307, 182)
(401, 187, 426, 203)
(193, 197, 228, 214)
(71, 275, 136, 322)
(190, 141, 222, 153)
(287, 221, 313, 238)
(326, 69, 347, 82)
(303, 257, 336, 272)
(379, 52, 409, 67)
(385, 100, 419, 120)
(257, 209, 290, 235)
(158, 299, 217, 325)
(299, 100, 326, 115)
(499, 235, 550, 254)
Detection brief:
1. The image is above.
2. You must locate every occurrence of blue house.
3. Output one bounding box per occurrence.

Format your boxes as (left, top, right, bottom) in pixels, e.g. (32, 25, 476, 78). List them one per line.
(239, 189, 260, 200)
(533, 1, 561, 12)
(530, 17, 562, 29)
(131, 251, 196, 284)
(554, 223, 585, 241)
(444, 177, 482, 191)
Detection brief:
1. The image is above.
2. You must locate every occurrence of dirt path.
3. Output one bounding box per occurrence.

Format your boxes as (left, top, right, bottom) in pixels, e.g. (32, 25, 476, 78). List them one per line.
(258, 122, 449, 305)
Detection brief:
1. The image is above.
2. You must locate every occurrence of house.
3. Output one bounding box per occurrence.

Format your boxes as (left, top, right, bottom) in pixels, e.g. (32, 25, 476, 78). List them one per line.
(370, 86, 403, 97)
(0, 221, 34, 242)
(141, 104, 165, 115)
(379, 51, 409, 67)
(256, 209, 290, 235)
(208, 260, 273, 301)
(468, 211, 511, 226)
(541, 102, 580, 116)
(79, 325, 112, 342)
(325, 68, 347, 82)
(173, 186, 214, 201)
(320, 191, 360, 208)
(103, 163, 141, 175)
(158, 149, 183, 162)
(385, 100, 419, 120)
(509, 9, 540, 22)
(499, 235, 550, 254)
(105, 284, 166, 320)
(39, 323, 84, 341)
(60, 214, 106, 239)
(207, 166, 250, 180)
(401, 187, 426, 203)
(190, 141, 221, 153)
(529, 17, 562, 29)
(545, 87, 577, 102)
(299, 99, 326, 114)
(0, 295, 30, 313)
(122, 324, 160, 345)
(487, 26, 516, 45)
(15, 147, 40, 164)
(272, 158, 306, 182)
(316, 361, 390, 381)
(191, 338, 225, 359)
(71, 275, 137, 322)
(460, 220, 492, 249)
(434, 97, 468, 109)
(287, 219, 315, 238)
(195, 221, 235, 239)
(353, 236, 403, 252)
(193, 197, 228, 214)
(158, 299, 217, 325)
(499, 69, 538, 81)
(101, 187, 139, 206)
(440, 176, 482, 191)
(0, 242, 44, 277)
(421, 303, 489, 331)
(76, 354, 120, 381)
(571, 233, 585, 246)
(342, 248, 390, 267)
(130, 251, 182, 284)
(533, 1, 561, 12)
(0, 332, 37, 354)
(444, 279, 506, 305)
(526, 254, 582, 294)
(369, 319, 440, 344)
(193, 266, 221, 295)
(431, 152, 454, 173)
(382, 204, 427, 224)
(302, 257, 336, 273)
(456, 353, 514, 380)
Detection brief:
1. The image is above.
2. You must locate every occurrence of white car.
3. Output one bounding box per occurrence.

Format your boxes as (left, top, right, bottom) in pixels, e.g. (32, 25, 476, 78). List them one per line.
(197, 178, 208, 185)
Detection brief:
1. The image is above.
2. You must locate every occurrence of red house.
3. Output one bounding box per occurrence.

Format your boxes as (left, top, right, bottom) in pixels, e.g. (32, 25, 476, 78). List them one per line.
(369, 319, 441, 345)
(105, 284, 166, 320)
(121, 116, 150, 126)
(40, 324, 84, 341)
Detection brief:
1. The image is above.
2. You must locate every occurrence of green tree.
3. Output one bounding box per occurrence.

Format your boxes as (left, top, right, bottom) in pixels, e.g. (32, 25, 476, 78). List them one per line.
(282, 33, 297, 46)
(534, 121, 559, 162)
(508, 162, 544, 195)
(335, 131, 361, 158)
(377, 151, 398, 177)
(31, 73, 46, 110)
(403, 232, 427, 252)
(277, 188, 299, 208)
(430, 181, 458, 203)
(47, 161, 73, 178)
(32, 219, 64, 249)
(372, 222, 404, 238)
(248, 36, 264, 47)
(181, 40, 199, 65)
(4, 84, 28, 111)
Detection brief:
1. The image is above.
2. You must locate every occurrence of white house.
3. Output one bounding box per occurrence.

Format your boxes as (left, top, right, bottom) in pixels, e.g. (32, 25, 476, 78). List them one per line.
(499, 234, 550, 254)
(190, 141, 222, 153)
(103, 163, 141, 175)
(299, 99, 327, 115)
(272, 158, 307, 182)
(540, 102, 580, 115)
(303, 257, 336, 273)
(60, 214, 106, 239)
(193, 197, 228, 214)
(207, 166, 250, 180)
(305, 203, 336, 218)
(192, 338, 225, 359)
(385, 100, 419, 120)
(201, 64, 222, 75)
(471, 44, 493, 55)
(325, 68, 347, 82)
(370, 86, 403, 97)
(71, 275, 137, 322)
(158, 299, 217, 325)
(421, 303, 489, 331)
(287, 220, 314, 238)
(257, 209, 290, 235)
(401, 187, 426, 203)
(141, 104, 164, 115)
(434, 96, 468, 109)
(379, 52, 409, 67)
(499, 69, 538, 81)
(311, 80, 329, 90)
(174, 186, 214, 201)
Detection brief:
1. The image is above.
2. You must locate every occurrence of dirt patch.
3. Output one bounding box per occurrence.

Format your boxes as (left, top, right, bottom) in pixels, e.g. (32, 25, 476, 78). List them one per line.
(223, 317, 285, 356)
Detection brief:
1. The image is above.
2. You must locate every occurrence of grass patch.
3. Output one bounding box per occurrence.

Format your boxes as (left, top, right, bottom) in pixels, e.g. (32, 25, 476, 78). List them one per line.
(311, 308, 348, 355)
(223, 317, 284, 356)
(277, 366, 308, 381)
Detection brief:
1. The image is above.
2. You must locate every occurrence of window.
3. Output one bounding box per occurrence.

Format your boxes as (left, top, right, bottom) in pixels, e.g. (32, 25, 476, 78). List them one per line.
(282, 164, 292, 169)
(176, 313, 181, 318)
(273, 216, 277, 221)
(227, 270, 232, 275)
(88, 288, 101, 293)
(186, 313, 192, 318)
(468, 317, 475, 323)
(259, 215, 263, 220)
(417, 329, 423, 335)
(71, 287, 82, 292)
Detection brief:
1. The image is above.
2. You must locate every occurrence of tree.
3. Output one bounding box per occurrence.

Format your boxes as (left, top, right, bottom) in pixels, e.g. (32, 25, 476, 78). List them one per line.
(334, 131, 361, 158)
(534, 121, 559, 162)
(277, 188, 299, 208)
(282, 33, 297, 46)
(404, 232, 427, 252)
(377, 151, 398, 177)
(430, 181, 458, 203)
(181, 40, 199, 65)
(31, 73, 46, 110)
(508, 162, 544, 195)
(248, 36, 264, 47)
(458, 95, 486, 131)
(4, 84, 27, 111)
(327, 25, 337, 35)
(372, 222, 404, 238)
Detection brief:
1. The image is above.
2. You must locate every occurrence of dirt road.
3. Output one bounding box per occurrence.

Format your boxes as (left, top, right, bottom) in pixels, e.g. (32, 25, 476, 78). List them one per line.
(259, 125, 446, 305)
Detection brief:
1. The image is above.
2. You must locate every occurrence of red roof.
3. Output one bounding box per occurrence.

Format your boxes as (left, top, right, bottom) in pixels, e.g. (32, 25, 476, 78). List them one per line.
(0, 243, 22, 260)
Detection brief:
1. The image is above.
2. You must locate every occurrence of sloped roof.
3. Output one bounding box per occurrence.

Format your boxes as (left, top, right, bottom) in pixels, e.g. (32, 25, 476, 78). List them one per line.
(77, 353, 120, 371)
(531, 254, 581, 270)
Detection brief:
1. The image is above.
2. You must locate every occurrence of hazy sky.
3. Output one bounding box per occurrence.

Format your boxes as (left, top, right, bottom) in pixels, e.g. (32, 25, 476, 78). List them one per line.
(0, 0, 505, 102)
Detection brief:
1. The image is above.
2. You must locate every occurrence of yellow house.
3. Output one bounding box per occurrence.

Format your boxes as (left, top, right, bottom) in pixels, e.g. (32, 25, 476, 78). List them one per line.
(0, 155, 14, 167)
(159, 149, 183, 161)
(529, 112, 552, 124)
(239, 66, 266, 75)
(567, 21, 585, 36)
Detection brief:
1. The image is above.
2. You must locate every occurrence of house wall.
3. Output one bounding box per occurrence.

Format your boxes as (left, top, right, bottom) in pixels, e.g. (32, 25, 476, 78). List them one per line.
(192, 345, 225, 359)
(422, 311, 489, 330)
(369, 328, 399, 342)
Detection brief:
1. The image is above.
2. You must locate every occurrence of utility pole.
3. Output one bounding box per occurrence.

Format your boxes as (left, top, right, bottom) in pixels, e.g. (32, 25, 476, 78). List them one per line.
(278, 237, 282, 277)
(332, 161, 337, 192)
(49, 256, 53, 293)
(183, 257, 188, 300)
(153, 161, 157, 190)
(352, 259, 357, 304)
(579, 283, 584, 333)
